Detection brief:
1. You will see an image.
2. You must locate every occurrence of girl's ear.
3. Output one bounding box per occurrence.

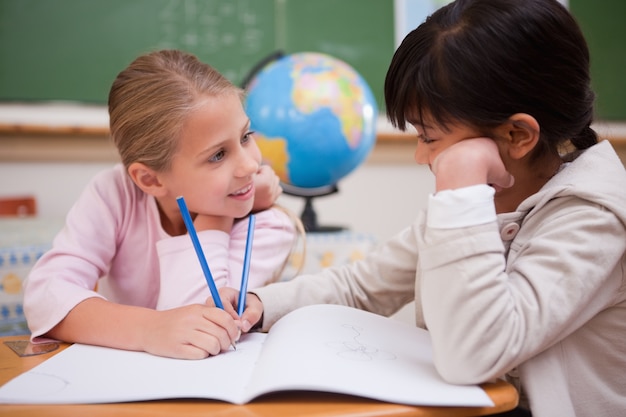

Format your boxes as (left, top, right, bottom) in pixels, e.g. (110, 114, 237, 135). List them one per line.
(496, 113, 540, 160)
(127, 162, 166, 197)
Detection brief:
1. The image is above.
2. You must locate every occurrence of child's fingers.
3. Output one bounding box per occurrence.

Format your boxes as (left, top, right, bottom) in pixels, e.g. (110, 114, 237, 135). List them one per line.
(211, 287, 238, 308)
(199, 307, 241, 349)
(240, 294, 264, 333)
(490, 170, 515, 191)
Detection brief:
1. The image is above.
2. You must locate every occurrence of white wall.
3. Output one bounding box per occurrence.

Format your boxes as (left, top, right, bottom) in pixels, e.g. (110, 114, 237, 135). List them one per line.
(278, 163, 433, 240)
(0, 161, 434, 242)
(0, 161, 113, 217)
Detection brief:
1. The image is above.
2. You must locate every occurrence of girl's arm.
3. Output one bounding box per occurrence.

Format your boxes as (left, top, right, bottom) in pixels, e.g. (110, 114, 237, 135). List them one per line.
(248, 222, 421, 331)
(47, 297, 240, 359)
(228, 207, 298, 287)
(419, 198, 626, 384)
(419, 139, 626, 384)
(156, 207, 297, 310)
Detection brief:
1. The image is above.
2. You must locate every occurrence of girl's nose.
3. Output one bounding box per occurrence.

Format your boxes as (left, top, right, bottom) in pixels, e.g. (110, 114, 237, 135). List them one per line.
(414, 143, 429, 165)
(242, 158, 259, 178)
(237, 150, 261, 178)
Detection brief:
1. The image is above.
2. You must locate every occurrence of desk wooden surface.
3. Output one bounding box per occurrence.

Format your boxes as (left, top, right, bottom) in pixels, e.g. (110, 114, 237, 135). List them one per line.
(0, 335, 518, 417)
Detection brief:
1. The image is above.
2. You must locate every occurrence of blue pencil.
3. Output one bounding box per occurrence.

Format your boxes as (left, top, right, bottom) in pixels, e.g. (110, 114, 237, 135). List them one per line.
(175, 196, 224, 309)
(237, 214, 256, 316)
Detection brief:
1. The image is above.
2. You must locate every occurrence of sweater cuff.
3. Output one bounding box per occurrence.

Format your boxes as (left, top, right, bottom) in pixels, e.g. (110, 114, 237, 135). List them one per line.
(427, 184, 496, 229)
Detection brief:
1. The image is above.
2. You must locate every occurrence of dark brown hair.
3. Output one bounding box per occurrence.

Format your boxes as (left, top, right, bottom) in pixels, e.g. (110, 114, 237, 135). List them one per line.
(385, 0, 597, 159)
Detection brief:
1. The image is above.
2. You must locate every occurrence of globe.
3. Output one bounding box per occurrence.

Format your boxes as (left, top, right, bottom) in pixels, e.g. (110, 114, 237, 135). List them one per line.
(244, 52, 378, 192)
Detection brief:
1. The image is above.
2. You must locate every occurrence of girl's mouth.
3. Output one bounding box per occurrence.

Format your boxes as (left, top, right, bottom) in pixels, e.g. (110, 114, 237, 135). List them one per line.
(230, 184, 254, 199)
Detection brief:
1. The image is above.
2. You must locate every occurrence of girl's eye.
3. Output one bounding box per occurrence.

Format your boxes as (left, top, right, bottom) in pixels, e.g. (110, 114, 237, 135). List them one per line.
(242, 130, 255, 144)
(209, 149, 226, 162)
(417, 134, 435, 144)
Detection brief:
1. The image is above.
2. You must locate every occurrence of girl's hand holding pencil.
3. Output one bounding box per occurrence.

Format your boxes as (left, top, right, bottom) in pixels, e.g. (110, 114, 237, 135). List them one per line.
(143, 304, 241, 359)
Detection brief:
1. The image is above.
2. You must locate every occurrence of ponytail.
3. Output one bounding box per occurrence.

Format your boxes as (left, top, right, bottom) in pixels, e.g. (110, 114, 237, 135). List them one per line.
(570, 125, 598, 150)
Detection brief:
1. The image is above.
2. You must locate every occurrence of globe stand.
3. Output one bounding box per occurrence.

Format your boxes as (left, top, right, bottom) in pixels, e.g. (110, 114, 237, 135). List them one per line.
(281, 183, 345, 233)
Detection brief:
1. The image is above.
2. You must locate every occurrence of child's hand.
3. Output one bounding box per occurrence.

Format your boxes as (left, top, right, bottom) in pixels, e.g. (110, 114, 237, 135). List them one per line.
(251, 165, 282, 212)
(432, 138, 514, 192)
(217, 287, 264, 333)
(141, 305, 240, 359)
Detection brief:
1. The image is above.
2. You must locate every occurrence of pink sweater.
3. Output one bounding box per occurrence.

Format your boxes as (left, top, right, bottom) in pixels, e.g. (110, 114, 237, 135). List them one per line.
(24, 164, 296, 339)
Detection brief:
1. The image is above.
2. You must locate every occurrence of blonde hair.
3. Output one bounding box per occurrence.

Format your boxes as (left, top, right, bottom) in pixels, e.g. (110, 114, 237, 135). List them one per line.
(108, 49, 242, 171)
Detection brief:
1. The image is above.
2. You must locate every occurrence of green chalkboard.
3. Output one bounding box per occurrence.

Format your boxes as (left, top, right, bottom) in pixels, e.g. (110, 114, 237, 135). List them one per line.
(570, 0, 626, 121)
(1, 0, 622, 120)
(0, 0, 394, 109)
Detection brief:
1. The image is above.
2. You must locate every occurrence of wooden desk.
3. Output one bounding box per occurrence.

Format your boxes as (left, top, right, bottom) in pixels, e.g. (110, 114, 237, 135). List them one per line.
(0, 336, 518, 417)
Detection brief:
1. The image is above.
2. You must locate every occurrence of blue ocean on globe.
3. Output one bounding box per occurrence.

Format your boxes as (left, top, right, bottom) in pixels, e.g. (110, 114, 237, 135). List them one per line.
(245, 52, 378, 190)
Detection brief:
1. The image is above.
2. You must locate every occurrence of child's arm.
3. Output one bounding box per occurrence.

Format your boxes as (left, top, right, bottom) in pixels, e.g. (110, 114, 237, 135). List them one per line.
(156, 207, 296, 309)
(228, 207, 297, 287)
(47, 297, 241, 359)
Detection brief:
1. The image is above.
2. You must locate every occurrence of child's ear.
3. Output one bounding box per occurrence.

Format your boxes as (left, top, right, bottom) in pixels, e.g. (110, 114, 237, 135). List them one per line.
(496, 113, 540, 160)
(127, 162, 166, 197)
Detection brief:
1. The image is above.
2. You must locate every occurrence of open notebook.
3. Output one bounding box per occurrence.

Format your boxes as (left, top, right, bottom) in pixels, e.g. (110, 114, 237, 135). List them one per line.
(0, 304, 493, 407)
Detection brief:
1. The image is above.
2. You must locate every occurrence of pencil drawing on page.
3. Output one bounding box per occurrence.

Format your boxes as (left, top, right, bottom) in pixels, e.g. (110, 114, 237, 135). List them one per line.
(326, 324, 397, 361)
